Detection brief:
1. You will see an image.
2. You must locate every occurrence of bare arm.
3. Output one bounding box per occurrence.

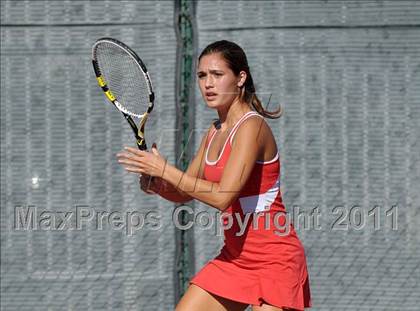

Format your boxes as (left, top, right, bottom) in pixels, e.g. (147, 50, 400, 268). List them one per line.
(161, 118, 261, 210)
(118, 117, 265, 211)
(141, 127, 212, 203)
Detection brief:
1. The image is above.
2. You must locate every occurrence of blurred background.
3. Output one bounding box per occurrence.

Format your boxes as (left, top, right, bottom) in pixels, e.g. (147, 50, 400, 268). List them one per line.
(1, 1, 419, 310)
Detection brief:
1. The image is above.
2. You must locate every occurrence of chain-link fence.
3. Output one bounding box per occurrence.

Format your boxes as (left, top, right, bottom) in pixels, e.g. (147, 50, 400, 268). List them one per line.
(2, 1, 420, 310)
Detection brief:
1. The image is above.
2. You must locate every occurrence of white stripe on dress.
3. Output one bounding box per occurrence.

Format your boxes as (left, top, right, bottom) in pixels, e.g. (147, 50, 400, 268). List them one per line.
(239, 177, 280, 214)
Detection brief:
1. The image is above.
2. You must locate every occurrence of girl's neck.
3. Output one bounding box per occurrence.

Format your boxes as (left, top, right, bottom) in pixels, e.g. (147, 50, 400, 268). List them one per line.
(216, 98, 252, 132)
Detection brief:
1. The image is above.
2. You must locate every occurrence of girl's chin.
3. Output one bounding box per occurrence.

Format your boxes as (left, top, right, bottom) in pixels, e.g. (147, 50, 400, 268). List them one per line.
(206, 99, 229, 108)
(205, 101, 220, 108)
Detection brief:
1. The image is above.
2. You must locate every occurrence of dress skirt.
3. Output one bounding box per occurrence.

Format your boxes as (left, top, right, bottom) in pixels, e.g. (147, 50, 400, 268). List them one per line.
(190, 204, 312, 310)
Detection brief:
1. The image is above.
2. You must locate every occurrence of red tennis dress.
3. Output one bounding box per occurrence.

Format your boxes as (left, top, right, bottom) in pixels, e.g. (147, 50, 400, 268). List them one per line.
(190, 111, 312, 310)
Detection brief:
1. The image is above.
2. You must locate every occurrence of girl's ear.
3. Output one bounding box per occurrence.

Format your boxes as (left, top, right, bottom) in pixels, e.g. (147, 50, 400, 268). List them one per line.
(237, 71, 247, 87)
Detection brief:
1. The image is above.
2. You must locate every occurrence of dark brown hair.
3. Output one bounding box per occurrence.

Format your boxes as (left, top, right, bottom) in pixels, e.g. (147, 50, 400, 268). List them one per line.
(198, 40, 282, 119)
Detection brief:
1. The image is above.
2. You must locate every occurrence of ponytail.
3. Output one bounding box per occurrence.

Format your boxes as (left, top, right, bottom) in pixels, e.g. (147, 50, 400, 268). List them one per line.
(242, 70, 283, 119)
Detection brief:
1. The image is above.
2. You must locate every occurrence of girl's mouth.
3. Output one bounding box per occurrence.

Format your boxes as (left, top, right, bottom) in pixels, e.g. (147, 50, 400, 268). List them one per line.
(206, 92, 217, 100)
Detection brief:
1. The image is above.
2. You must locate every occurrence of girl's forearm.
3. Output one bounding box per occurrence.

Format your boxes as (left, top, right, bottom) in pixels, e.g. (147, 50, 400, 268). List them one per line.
(161, 164, 231, 211)
(156, 179, 192, 203)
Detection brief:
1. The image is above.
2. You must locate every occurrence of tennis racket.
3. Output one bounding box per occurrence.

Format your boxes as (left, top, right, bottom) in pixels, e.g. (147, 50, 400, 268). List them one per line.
(92, 37, 154, 150)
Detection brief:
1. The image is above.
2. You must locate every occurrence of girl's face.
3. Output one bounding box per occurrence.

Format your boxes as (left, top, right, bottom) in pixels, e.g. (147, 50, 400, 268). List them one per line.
(197, 53, 243, 110)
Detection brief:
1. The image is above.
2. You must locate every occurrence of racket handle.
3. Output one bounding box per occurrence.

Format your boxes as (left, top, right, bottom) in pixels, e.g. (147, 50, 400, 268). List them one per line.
(137, 140, 147, 150)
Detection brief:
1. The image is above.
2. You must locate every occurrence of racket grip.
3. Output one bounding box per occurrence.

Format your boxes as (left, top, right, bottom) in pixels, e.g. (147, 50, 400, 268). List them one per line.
(137, 140, 147, 150)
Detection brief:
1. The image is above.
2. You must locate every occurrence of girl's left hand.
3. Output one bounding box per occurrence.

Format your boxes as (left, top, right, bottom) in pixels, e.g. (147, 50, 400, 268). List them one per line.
(116, 143, 166, 177)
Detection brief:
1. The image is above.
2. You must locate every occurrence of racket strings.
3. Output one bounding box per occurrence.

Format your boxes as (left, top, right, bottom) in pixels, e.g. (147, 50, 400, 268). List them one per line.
(95, 42, 151, 117)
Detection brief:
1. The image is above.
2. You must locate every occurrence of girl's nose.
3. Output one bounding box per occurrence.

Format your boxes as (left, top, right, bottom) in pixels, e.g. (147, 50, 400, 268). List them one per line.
(205, 76, 214, 88)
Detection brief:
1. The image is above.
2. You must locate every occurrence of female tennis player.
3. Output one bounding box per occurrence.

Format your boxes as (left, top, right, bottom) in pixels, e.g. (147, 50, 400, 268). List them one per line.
(117, 40, 312, 311)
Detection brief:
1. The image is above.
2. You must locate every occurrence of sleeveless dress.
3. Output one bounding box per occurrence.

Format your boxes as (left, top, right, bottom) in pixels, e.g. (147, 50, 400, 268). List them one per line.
(190, 111, 312, 310)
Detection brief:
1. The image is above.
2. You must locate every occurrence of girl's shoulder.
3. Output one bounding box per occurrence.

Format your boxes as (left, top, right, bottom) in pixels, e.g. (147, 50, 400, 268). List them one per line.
(231, 113, 271, 143)
(231, 113, 278, 157)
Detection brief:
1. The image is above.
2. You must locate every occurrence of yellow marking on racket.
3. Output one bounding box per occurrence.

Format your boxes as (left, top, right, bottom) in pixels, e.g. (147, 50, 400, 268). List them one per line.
(105, 90, 116, 102)
(96, 76, 106, 87)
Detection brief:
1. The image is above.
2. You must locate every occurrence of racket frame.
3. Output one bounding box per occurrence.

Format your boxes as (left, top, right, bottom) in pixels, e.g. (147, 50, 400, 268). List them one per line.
(92, 37, 155, 150)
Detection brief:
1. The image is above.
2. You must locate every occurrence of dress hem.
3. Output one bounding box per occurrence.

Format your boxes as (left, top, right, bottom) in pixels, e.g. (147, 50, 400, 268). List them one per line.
(190, 278, 311, 311)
